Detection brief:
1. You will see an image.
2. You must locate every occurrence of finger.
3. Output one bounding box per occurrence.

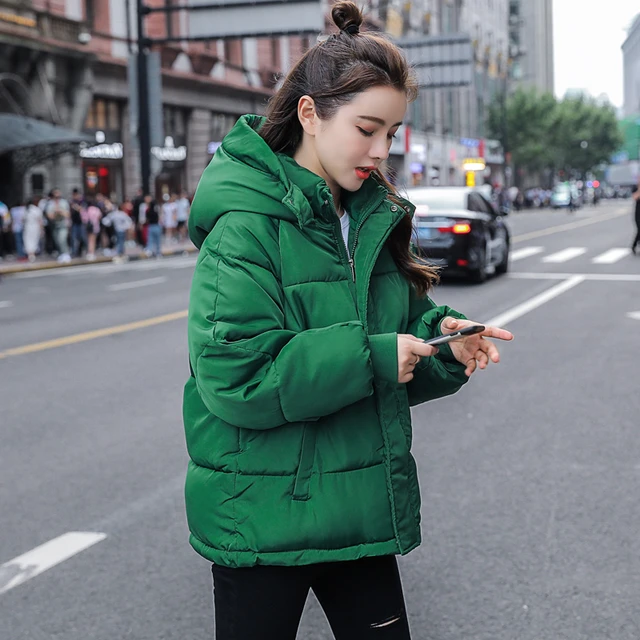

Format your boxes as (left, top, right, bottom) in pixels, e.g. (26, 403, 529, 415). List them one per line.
(465, 358, 477, 376)
(404, 334, 425, 343)
(480, 339, 501, 363)
(475, 349, 489, 369)
(480, 326, 514, 341)
(441, 316, 459, 332)
(413, 342, 439, 357)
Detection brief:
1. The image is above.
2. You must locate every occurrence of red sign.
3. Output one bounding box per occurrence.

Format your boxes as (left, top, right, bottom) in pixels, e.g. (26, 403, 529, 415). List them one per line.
(405, 126, 411, 154)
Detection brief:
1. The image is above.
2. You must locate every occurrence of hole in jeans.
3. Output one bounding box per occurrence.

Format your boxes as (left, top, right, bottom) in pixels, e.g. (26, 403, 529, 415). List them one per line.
(370, 613, 403, 629)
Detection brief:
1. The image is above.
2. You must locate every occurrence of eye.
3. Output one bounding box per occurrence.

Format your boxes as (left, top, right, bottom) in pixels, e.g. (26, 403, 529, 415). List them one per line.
(357, 127, 374, 137)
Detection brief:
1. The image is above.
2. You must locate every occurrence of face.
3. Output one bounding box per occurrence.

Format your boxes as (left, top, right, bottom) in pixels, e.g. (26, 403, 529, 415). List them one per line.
(298, 86, 407, 196)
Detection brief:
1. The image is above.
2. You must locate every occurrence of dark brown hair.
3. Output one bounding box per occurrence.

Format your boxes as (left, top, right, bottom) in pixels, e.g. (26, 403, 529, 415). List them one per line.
(260, 1, 439, 295)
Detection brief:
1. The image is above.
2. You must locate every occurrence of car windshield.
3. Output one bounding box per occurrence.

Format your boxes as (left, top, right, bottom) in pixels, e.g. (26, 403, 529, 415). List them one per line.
(407, 190, 467, 211)
(554, 185, 571, 194)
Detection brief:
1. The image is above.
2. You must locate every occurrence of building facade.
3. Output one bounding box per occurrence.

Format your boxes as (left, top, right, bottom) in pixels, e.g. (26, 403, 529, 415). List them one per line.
(380, 0, 509, 187)
(622, 13, 640, 118)
(507, 0, 554, 94)
(1, 0, 516, 202)
(0, 0, 310, 204)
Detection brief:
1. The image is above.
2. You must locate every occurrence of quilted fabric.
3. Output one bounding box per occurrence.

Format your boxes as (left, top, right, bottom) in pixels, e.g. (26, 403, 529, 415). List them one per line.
(183, 115, 469, 567)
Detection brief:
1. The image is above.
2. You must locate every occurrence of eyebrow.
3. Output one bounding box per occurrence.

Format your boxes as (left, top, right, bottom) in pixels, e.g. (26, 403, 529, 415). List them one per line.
(357, 115, 403, 127)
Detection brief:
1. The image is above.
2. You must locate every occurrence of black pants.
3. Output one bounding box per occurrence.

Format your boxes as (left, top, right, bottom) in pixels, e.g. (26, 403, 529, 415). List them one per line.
(633, 212, 640, 250)
(212, 555, 411, 640)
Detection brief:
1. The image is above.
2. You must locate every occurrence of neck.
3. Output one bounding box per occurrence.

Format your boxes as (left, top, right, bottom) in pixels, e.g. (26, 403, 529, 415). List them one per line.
(293, 138, 342, 216)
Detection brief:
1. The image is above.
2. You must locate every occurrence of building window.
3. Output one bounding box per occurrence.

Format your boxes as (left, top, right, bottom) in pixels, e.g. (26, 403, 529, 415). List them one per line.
(84, 98, 123, 132)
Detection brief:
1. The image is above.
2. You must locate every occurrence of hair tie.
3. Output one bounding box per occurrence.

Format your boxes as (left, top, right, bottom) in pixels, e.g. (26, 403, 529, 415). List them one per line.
(343, 24, 360, 35)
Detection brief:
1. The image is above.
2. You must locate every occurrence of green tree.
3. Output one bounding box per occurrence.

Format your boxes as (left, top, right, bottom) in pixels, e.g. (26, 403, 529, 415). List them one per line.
(487, 88, 557, 186)
(487, 89, 622, 185)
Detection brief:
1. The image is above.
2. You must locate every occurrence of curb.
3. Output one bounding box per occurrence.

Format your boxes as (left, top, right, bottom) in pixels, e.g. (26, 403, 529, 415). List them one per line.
(0, 246, 199, 276)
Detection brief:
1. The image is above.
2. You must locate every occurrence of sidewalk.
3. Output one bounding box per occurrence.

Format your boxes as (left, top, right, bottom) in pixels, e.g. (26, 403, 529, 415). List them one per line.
(0, 239, 198, 276)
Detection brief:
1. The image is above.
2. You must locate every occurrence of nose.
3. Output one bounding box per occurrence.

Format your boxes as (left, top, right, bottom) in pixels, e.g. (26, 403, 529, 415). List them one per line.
(370, 135, 391, 162)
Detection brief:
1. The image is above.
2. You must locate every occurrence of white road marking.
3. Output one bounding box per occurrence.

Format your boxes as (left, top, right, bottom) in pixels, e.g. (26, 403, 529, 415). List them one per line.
(542, 247, 587, 263)
(0, 301, 13, 308)
(485, 276, 584, 328)
(107, 276, 167, 291)
(0, 532, 107, 595)
(627, 311, 640, 321)
(591, 248, 631, 264)
(509, 272, 640, 282)
(510, 246, 544, 261)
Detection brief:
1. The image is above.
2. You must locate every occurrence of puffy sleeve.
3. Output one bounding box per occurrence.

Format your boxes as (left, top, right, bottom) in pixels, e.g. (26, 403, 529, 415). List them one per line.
(404, 288, 470, 406)
(188, 213, 396, 430)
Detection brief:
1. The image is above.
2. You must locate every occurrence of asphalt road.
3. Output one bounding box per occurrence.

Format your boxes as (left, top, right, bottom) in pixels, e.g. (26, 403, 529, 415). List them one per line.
(1, 199, 639, 640)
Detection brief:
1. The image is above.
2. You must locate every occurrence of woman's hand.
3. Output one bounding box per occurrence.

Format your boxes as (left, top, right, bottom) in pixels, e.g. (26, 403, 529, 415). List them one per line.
(397, 334, 439, 384)
(440, 317, 514, 377)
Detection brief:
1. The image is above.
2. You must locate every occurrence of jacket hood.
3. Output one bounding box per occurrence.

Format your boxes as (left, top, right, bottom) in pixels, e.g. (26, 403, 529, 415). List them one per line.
(188, 114, 405, 249)
(188, 115, 317, 249)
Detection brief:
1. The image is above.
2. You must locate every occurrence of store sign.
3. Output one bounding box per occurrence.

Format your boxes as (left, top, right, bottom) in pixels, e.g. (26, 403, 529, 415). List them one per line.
(80, 143, 123, 159)
(152, 136, 187, 162)
(80, 130, 123, 160)
(462, 158, 486, 171)
(0, 11, 36, 28)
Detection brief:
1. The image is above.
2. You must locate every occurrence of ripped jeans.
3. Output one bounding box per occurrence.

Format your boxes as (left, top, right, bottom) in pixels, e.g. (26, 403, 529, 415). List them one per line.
(211, 555, 412, 640)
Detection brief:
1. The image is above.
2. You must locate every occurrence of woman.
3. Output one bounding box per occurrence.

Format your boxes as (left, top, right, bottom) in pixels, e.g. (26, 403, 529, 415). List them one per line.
(84, 199, 102, 261)
(23, 198, 43, 262)
(184, 4, 513, 639)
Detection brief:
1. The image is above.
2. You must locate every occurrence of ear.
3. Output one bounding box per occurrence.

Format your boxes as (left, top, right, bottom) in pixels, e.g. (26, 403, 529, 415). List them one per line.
(297, 95, 319, 136)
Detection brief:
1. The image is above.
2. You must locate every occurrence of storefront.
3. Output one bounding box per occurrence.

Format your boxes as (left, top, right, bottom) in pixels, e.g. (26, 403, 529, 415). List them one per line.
(154, 105, 189, 199)
(153, 135, 188, 199)
(82, 98, 126, 201)
(206, 112, 238, 164)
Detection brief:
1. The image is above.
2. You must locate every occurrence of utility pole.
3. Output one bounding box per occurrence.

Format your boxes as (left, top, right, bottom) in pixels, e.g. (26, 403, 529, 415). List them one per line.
(136, 0, 151, 195)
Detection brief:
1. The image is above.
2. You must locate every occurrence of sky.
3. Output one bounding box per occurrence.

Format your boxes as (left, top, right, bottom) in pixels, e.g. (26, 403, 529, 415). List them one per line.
(553, 0, 639, 108)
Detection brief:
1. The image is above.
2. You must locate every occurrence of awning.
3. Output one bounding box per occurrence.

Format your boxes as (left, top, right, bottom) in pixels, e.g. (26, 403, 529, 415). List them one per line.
(0, 113, 94, 173)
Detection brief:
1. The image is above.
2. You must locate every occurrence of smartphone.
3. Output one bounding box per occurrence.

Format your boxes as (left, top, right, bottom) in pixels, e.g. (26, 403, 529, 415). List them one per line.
(423, 324, 485, 346)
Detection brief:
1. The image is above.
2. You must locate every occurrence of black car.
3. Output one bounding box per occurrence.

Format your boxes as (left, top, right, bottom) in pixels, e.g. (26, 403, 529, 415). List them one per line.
(404, 186, 511, 283)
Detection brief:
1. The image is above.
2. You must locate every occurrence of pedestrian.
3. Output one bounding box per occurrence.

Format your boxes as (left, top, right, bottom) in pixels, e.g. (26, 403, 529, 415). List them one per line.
(70, 188, 87, 258)
(183, 4, 514, 639)
(631, 177, 640, 255)
(0, 199, 10, 259)
(142, 194, 161, 257)
(84, 198, 102, 261)
(23, 197, 44, 263)
(10, 200, 26, 259)
(102, 203, 133, 259)
(162, 193, 178, 243)
(175, 189, 190, 241)
(44, 188, 71, 262)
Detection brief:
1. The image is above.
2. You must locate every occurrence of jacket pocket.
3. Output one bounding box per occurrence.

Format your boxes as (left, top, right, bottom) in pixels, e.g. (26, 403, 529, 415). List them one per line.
(292, 423, 316, 501)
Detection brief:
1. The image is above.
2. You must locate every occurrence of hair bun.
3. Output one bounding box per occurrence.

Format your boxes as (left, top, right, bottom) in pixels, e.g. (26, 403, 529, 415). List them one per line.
(331, 1, 363, 35)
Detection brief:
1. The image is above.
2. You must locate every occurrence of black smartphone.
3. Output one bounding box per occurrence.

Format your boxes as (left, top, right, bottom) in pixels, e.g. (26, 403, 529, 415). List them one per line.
(423, 324, 485, 346)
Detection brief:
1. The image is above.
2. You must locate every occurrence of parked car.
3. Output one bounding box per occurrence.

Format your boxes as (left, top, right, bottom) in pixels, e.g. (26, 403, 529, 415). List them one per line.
(404, 186, 511, 283)
(551, 183, 582, 209)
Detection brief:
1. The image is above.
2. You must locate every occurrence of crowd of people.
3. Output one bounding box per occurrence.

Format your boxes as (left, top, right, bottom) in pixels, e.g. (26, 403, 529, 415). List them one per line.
(0, 188, 191, 264)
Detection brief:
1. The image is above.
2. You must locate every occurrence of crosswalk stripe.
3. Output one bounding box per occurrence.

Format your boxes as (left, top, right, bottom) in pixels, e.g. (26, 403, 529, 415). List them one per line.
(510, 246, 544, 261)
(591, 248, 631, 264)
(0, 532, 107, 595)
(542, 247, 587, 263)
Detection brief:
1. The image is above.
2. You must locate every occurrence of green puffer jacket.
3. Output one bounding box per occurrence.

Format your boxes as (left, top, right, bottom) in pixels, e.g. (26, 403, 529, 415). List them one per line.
(183, 114, 469, 568)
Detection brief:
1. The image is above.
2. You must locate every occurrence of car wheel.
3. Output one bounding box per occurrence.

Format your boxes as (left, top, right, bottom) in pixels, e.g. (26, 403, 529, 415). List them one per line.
(470, 243, 488, 284)
(495, 239, 510, 275)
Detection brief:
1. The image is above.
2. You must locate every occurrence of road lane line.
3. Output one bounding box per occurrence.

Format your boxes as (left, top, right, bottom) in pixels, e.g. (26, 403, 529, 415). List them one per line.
(509, 272, 640, 282)
(0, 310, 188, 360)
(591, 248, 631, 264)
(512, 209, 628, 243)
(107, 276, 167, 291)
(485, 276, 584, 328)
(542, 247, 586, 263)
(510, 246, 544, 261)
(0, 301, 13, 308)
(0, 532, 107, 595)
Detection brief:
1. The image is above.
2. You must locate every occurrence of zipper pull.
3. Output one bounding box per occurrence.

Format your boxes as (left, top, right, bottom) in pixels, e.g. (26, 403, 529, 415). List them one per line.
(349, 258, 355, 282)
